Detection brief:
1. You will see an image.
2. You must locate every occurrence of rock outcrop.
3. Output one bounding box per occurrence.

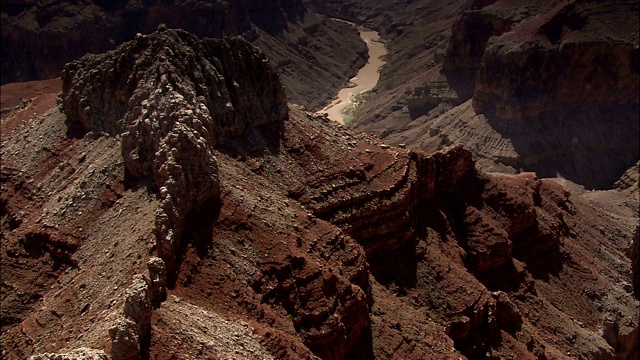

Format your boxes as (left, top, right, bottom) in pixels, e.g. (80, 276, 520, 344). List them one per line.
(603, 314, 639, 360)
(108, 317, 141, 360)
(405, 81, 464, 120)
(109, 258, 167, 360)
(445, 290, 522, 358)
(632, 227, 639, 300)
(441, 5, 514, 101)
(61, 28, 287, 275)
(147, 257, 167, 307)
(443, 9, 512, 75)
(616, 161, 640, 196)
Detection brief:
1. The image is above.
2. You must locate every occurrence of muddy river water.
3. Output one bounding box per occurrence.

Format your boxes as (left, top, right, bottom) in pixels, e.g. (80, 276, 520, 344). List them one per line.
(318, 24, 387, 125)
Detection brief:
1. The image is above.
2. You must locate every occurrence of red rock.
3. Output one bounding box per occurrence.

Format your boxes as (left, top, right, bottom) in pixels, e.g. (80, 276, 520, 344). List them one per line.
(1, 17, 638, 360)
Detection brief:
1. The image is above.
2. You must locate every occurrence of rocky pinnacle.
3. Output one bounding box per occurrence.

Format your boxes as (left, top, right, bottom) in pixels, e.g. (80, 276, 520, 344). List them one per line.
(61, 28, 288, 276)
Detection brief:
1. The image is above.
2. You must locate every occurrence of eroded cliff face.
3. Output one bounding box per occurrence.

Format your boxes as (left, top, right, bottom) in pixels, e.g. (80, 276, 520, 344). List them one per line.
(2, 25, 638, 360)
(442, 6, 514, 101)
(472, 1, 640, 120)
(462, 0, 639, 189)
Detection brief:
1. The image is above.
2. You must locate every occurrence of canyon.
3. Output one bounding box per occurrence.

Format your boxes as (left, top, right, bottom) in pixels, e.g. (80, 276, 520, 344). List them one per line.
(1, 1, 638, 360)
(315, 0, 639, 190)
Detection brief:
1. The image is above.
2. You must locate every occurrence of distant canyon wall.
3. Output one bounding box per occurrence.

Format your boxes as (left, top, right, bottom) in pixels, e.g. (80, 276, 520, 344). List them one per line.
(469, 1, 639, 121)
(1, 0, 251, 83)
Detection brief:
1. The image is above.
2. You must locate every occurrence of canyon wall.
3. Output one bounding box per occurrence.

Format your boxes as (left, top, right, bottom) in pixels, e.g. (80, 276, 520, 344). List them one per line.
(341, 0, 639, 189)
(472, 1, 639, 120)
(1, 0, 250, 83)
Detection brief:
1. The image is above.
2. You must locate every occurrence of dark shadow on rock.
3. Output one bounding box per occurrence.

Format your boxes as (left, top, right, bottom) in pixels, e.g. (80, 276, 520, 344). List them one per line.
(168, 199, 221, 288)
(451, 325, 493, 359)
(123, 168, 158, 195)
(449, 292, 524, 358)
(218, 120, 285, 159)
(367, 240, 418, 295)
(511, 225, 565, 281)
(442, 69, 476, 104)
(475, 260, 531, 294)
(345, 324, 375, 360)
(20, 231, 79, 270)
(482, 105, 639, 190)
(64, 118, 87, 139)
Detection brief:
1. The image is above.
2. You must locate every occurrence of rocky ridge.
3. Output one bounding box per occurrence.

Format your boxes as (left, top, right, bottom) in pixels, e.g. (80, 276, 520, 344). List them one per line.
(1, 25, 638, 360)
(61, 28, 288, 276)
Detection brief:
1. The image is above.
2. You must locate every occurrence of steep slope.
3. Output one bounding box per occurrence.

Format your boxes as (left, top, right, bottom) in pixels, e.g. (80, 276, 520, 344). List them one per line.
(0, 0, 367, 110)
(2, 28, 638, 360)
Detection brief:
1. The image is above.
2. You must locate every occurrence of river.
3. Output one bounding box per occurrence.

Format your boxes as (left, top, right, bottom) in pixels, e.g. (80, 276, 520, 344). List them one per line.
(318, 24, 387, 126)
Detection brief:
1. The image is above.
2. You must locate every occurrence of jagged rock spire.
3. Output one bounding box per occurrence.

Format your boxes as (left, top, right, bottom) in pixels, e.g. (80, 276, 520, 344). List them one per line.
(61, 28, 288, 275)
